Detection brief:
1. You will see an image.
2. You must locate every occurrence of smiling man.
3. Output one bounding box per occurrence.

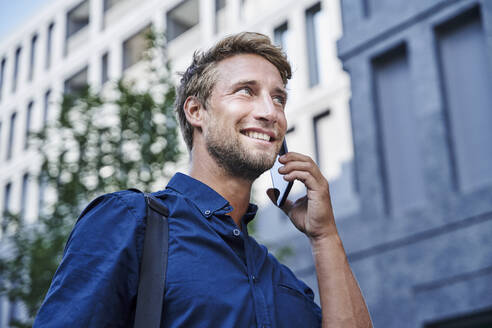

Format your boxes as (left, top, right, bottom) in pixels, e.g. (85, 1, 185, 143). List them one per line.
(34, 32, 372, 328)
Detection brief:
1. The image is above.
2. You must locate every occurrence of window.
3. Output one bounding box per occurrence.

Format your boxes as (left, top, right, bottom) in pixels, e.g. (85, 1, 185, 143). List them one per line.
(166, 0, 199, 41)
(43, 90, 51, 126)
(29, 34, 38, 81)
(435, 6, 492, 192)
(64, 67, 88, 94)
(313, 110, 330, 169)
(274, 22, 294, 88)
(122, 26, 151, 70)
(305, 2, 321, 87)
(372, 44, 425, 214)
(20, 173, 29, 220)
(313, 109, 358, 216)
(12, 46, 22, 93)
(101, 52, 109, 84)
(38, 174, 47, 217)
(274, 22, 289, 52)
(2, 182, 12, 233)
(25, 101, 33, 149)
(6, 112, 17, 160)
(0, 57, 6, 100)
(46, 22, 54, 69)
(66, 0, 90, 39)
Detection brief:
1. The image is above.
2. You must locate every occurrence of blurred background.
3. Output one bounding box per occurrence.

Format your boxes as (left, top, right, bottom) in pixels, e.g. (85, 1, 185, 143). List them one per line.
(0, 0, 491, 327)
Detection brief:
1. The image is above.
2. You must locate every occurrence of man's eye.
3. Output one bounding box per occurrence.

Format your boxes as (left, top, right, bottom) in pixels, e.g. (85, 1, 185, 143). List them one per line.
(237, 87, 253, 95)
(273, 95, 286, 106)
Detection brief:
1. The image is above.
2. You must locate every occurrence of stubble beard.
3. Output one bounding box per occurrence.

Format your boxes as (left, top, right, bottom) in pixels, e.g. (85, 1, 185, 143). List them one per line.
(205, 127, 280, 181)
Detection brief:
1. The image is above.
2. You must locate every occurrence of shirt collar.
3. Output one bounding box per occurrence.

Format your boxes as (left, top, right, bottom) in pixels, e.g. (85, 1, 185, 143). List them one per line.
(165, 172, 258, 224)
(242, 204, 258, 225)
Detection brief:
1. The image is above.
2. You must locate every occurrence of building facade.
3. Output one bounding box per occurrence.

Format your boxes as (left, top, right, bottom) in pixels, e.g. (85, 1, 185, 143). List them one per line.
(0, 0, 355, 324)
(337, 0, 492, 326)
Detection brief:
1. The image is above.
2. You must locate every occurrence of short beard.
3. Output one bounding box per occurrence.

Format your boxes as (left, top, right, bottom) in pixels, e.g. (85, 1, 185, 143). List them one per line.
(206, 131, 278, 181)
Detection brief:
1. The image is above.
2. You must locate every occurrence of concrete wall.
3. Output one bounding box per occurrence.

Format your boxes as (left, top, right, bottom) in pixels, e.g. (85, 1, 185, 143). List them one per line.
(337, 0, 492, 326)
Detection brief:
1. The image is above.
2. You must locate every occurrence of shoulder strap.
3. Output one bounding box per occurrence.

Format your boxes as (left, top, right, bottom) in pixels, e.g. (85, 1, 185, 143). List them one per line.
(133, 191, 169, 328)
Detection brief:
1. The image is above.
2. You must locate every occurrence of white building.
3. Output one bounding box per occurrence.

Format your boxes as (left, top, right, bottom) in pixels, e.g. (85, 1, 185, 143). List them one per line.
(0, 0, 356, 324)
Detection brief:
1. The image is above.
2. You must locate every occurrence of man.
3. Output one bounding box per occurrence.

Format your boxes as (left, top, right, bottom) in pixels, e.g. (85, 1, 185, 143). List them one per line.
(34, 32, 372, 327)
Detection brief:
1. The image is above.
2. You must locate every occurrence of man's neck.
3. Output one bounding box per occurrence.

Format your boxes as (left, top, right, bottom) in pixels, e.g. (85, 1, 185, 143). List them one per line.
(189, 147, 253, 228)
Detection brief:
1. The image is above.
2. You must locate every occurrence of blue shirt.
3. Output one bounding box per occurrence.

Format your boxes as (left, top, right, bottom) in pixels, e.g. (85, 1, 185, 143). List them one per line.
(34, 173, 321, 327)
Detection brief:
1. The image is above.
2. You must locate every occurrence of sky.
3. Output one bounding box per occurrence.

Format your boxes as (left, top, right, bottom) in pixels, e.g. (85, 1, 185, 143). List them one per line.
(0, 0, 55, 42)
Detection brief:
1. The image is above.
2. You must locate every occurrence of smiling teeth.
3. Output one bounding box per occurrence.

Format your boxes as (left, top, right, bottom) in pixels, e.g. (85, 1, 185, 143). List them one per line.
(245, 131, 271, 141)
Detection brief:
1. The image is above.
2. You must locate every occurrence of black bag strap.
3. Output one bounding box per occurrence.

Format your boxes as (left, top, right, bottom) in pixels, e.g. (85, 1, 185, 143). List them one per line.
(133, 191, 169, 328)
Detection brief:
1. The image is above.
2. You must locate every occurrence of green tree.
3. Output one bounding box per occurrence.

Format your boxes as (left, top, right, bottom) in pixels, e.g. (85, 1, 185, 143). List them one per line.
(0, 29, 181, 327)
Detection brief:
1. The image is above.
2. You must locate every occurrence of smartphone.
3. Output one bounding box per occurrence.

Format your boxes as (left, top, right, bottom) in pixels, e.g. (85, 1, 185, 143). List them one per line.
(270, 139, 293, 207)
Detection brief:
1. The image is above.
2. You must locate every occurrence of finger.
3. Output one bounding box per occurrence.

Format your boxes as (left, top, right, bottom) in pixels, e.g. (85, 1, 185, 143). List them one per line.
(278, 160, 318, 177)
(279, 152, 323, 180)
(279, 152, 313, 164)
(283, 170, 320, 191)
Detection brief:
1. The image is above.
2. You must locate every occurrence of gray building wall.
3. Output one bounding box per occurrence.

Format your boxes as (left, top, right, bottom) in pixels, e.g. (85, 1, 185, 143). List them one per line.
(337, 0, 492, 326)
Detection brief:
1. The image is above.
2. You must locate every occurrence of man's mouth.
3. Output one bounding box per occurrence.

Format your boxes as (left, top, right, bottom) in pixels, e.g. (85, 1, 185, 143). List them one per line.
(242, 130, 273, 142)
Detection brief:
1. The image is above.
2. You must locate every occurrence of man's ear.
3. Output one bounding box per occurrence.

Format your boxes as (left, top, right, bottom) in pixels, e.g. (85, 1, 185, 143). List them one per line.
(183, 96, 205, 129)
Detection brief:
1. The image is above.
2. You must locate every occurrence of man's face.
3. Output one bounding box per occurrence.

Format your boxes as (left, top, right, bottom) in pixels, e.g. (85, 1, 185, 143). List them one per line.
(202, 54, 288, 181)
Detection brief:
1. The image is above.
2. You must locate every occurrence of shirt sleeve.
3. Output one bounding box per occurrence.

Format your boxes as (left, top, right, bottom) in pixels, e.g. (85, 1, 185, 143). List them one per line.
(33, 191, 147, 328)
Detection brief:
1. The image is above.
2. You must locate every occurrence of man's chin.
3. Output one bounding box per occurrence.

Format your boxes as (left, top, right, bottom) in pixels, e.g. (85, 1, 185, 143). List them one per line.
(250, 147, 278, 162)
(206, 136, 279, 180)
(250, 155, 277, 172)
(233, 154, 277, 181)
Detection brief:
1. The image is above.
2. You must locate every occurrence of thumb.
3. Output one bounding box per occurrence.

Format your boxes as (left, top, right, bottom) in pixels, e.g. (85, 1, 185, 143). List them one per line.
(266, 188, 279, 205)
(266, 188, 293, 214)
(266, 188, 280, 205)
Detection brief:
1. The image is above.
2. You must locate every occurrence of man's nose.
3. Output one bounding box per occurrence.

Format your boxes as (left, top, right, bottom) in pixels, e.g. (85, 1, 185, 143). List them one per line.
(253, 93, 277, 122)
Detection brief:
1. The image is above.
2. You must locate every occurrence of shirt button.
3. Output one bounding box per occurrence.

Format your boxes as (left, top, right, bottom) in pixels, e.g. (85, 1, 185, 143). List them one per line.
(251, 275, 257, 283)
(204, 210, 211, 215)
(233, 229, 241, 236)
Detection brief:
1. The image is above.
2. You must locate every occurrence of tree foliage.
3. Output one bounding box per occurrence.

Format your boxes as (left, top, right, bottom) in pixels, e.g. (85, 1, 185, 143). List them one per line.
(0, 30, 181, 327)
